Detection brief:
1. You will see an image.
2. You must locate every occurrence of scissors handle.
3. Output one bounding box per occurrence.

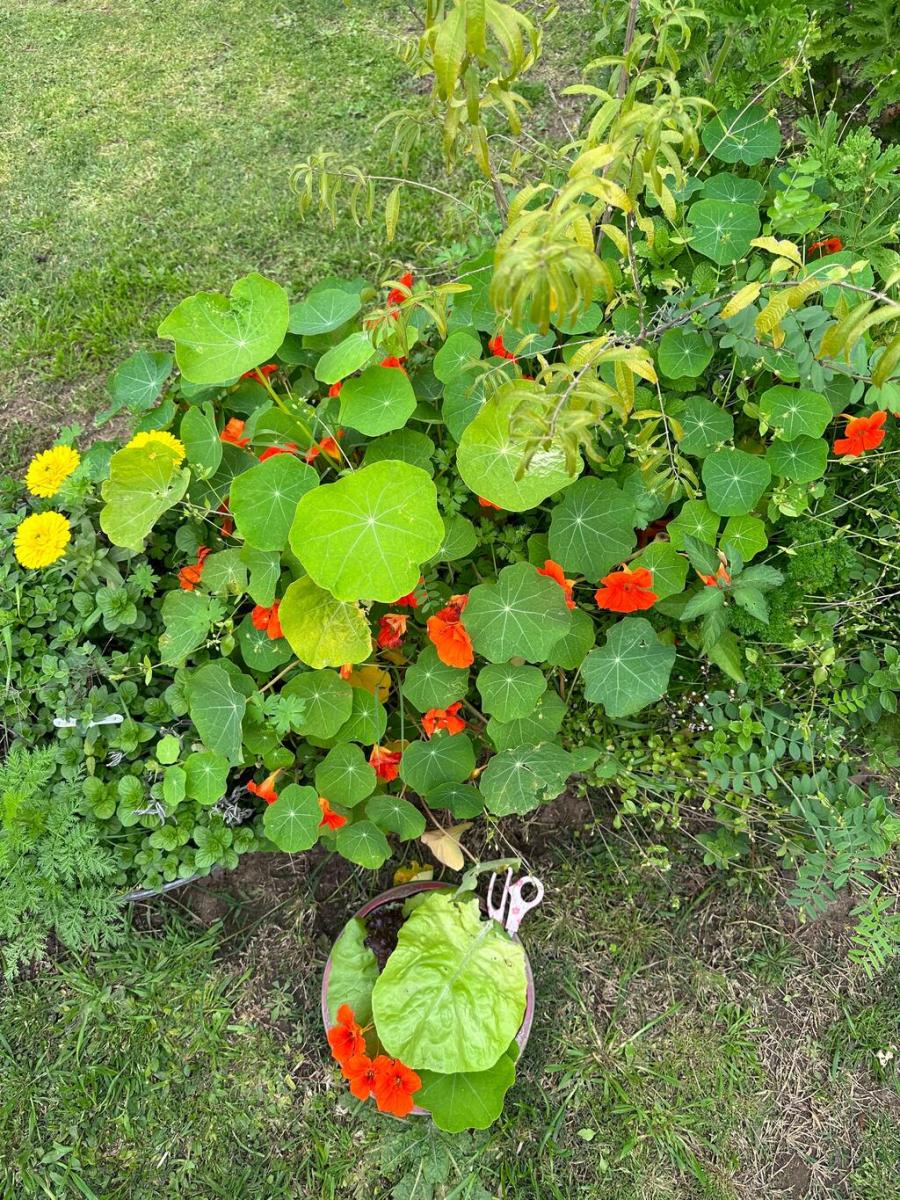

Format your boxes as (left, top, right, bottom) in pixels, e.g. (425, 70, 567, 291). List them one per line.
(486, 869, 543, 936)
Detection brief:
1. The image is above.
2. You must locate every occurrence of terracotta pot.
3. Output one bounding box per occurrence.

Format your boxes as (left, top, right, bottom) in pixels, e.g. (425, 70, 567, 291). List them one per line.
(320, 881, 537, 1118)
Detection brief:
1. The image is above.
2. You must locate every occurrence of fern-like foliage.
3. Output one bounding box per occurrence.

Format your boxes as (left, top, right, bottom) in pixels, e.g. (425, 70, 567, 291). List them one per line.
(849, 887, 900, 979)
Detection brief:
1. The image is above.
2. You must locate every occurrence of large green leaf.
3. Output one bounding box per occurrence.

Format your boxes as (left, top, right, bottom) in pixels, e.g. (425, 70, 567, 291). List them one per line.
(403, 647, 469, 712)
(315, 743, 376, 808)
(433, 329, 482, 383)
(582, 617, 675, 718)
(476, 664, 547, 721)
(289, 288, 361, 335)
(417, 1043, 517, 1133)
(279, 577, 371, 669)
(677, 397, 734, 457)
(101, 350, 173, 422)
(230, 455, 318, 551)
(758, 384, 832, 441)
(400, 733, 476, 795)
(766, 435, 828, 482)
(339, 364, 417, 436)
(658, 329, 714, 379)
(480, 743, 574, 816)
(372, 891, 527, 1073)
(667, 499, 719, 548)
(99, 445, 189, 550)
(687, 199, 761, 266)
(314, 332, 374, 384)
(326, 917, 379, 1024)
(486, 691, 566, 752)
(335, 820, 391, 868)
(702, 449, 771, 516)
(159, 591, 223, 664)
(282, 669, 353, 738)
(548, 478, 636, 580)
(366, 794, 426, 841)
(290, 462, 444, 602)
(701, 173, 764, 204)
(702, 106, 781, 165)
(630, 541, 688, 600)
(543, 609, 595, 669)
(187, 663, 247, 764)
(263, 784, 321, 852)
(456, 389, 581, 511)
(180, 403, 222, 477)
(157, 273, 289, 384)
(183, 751, 230, 807)
(465, 562, 572, 663)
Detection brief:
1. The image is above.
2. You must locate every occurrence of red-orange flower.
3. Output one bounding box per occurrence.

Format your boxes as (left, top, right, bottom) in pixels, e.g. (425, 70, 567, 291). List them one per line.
(833, 410, 887, 457)
(177, 545, 210, 591)
(426, 595, 474, 668)
(328, 381, 343, 397)
(305, 430, 344, 463)
(343, 1053, 381, 1101)
(247, 768, 282, 805)
(373, 1057, 422, 1118)
(327, 1005, 366, 1065)
(216, 500, 234, 537)
(699, 564, 732, 588)
(251, 601, 282, 640)
(537, 558, 577, 609)
(392, 581, 423, 608)
(477, 496, 501, 510)
(339, 663, 353, 680)
(259, 442, 298, 461)
(221, 417, 250, 447)
(318, 796, 346, 831)
(594, 565, 658, 613)
(422, 702, 467, 739)
(808, 236, 843, 257)
(241, 363, 279, 381)
(370, 745, 402, 782)
(387, 271, 414, 309)
(381, 355, 407, 373)
(377, 613, 408, 649)
(488, 333, 516, 360)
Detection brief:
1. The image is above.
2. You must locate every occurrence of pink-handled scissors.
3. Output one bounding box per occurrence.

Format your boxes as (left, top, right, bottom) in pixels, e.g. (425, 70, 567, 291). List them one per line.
(487, 867, 544, 936)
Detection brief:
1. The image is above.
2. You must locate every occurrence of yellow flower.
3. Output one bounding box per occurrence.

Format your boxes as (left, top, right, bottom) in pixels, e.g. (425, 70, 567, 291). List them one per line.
(125, 430, 186, 463)
(14, 511, 72, 569)
(25, 445, 81, 498)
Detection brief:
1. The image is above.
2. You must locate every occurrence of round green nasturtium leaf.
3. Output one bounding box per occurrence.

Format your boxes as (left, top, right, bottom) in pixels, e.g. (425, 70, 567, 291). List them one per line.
(433, 330, 483, 383)
(157, 273, 290, 384)
(657, 329, 714, 379)
(282, 669, 353, 739)
(339, 365, 417, 437)
(702, 449, 772, 516)
(279, 577, 371, 669)
(180, 402, 222, 477)
(332, 688, 387, 747)
(701, 173, 765, 205)
(241, 546, 281, 606)
(721, 515, 768, 561)
(100, 445, 190, 550)
(544, 609, 595, 669)
(186, 663, 247, 765)
(554, 303, 603, 334)
(289, 288, 361, 336)
(766, 435, 828, 483)
(102, 349, 173, 422)
(582, 617, 676, 718)
(427, 782, 485, 819)
(486, 690, 567, 752)
(456, 389, 581, 512)
(631, 541, 688, 600)
(156, 734, 180, 765)
(289, 462, 444, 602)
(480, 743, 574, 817)
(702, 105, 781, 165)
(159, 590, 224, 665)
(687, 199, 761, 266)
(476, 664, 547, 722)
(429, 514, 478, 563)
(313, 331, 374, 384)
(677, 397, 734, 456)
(315, 743, 376, 808)
(163, 765, 186, 808)
(366, 794, 426, 841)
(326, 917, 379, 1024)
(466, 562, 572, 664)
(548, 477, 637, 580)
(403, 647, 469, 712)
(372, 891, 527, 1074)
(667, 498, 720, 548)
(364, 429, 435, 475)
(200, 548, 247, 596)
(237, 615, 293, 672)
(335, 820, 391, 869)
(443, 369, 487, 442)
(230, 455, 318, 552)
(263, 784, 321, 853)
(400, 733, 475, 795)
(417, 1043, 518, 1133)
(183, 751, 230, 807)
(759, 384, 832, 441)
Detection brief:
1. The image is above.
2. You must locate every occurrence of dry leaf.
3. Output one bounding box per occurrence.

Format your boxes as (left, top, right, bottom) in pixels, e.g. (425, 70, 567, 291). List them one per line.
(421, 822, 473, 871)
(346, 665, 391, 702)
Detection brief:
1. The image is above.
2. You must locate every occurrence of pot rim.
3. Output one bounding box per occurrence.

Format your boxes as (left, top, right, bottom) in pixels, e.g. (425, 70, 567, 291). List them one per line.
(320, 881, 536, 1118)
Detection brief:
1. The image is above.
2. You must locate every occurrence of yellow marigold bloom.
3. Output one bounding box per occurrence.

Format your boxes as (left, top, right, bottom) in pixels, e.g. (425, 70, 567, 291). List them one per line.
(125, 430, 186, 463)
(14, 511, 72, 569)
(25, 445, 81, 498)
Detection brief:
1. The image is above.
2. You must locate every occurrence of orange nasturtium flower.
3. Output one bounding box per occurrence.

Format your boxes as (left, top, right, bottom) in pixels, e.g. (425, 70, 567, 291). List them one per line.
(422, 702, 467, 739)
(327, 1005, 366, 1065)
(305, 430, 344, 463)
(700, 563, 732, 588)
(370, 745, 402, 782)
(594, 565, 658, 613)
(221, 417, 250, 447)
(537, 559, 577, 609)
(387, 271, 414, 310)
(373, 1057, 422, 1118)
(380, 355, 407, 373)
(247, 769, 281, 805)
(178, 546, 210, 591)
(328, 381, 343, 397)
(426, 595, 474, 669)
(251, 601, 283, 640)
(258, 442, 298, 461)
(318, 796, 346, 831)
(376, 613, 408, 649)
(833, 410, 887, 457)
(477, 496, 501, 510)
(488, 333, 516, 360)
(391, 580, 423, 608)
(240, 363, 279, 381)
(808, 236, 843, 257)
(342, 1054, 381, 1101)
